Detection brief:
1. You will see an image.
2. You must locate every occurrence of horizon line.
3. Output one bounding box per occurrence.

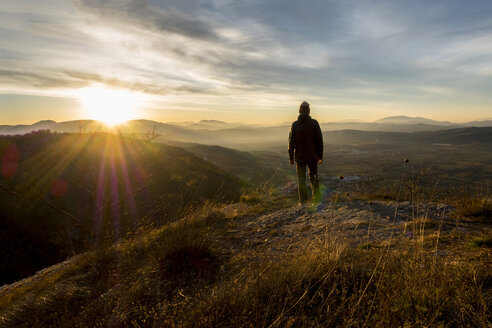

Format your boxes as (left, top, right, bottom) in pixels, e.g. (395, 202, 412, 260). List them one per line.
(2, 116, 492, 127)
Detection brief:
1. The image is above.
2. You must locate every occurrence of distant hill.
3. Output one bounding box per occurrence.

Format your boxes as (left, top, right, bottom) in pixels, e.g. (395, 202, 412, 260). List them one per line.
(321, 127, 492, 146)
(463, 120, 492, 127)
(169, 142, 292, 186)
(166, 119, 233, 130)
(322, 130, 409, 145)
(319, 122, 456, 133)
(418, 127, 492, 145)
(0, 131, 244, 284)
(374, 116, 453, 126)
(1, 117, 491, 150)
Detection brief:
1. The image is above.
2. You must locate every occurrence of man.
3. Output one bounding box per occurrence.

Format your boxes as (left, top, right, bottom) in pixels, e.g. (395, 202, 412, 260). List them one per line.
(288, 101, 324, 204)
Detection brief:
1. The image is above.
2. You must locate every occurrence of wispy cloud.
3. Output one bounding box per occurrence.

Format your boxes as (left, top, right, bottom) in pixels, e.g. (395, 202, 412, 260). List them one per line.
(74, 0, 221, 41)
(1, 0, 492, 122)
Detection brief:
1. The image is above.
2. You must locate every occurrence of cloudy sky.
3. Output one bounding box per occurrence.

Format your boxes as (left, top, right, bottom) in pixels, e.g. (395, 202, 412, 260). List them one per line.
(1, 0, 492, 124)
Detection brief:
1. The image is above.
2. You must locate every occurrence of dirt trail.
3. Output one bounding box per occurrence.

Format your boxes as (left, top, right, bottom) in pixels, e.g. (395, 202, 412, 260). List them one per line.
(217, 199, 485, 260)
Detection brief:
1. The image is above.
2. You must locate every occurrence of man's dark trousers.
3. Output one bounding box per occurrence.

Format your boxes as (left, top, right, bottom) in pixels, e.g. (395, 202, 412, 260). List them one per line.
(296, 161, 319, 203)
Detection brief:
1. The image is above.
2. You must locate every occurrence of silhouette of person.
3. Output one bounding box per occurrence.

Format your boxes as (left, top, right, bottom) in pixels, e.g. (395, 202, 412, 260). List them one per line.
(288, 101, 324, 204)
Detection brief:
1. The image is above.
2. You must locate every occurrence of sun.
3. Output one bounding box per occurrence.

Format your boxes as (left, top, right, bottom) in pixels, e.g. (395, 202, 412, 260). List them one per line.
(76, 86, 141, 126)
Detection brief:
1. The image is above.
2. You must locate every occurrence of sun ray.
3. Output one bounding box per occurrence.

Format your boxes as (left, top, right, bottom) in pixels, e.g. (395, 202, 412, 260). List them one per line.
(93, 139, 108, 242)
(109, 154, 121, 241)
(18, 134, 94, 200)
(115, 138, 138, 226)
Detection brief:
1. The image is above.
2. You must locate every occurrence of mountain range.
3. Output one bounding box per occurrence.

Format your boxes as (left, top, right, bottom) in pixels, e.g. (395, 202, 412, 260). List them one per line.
(0, 116, 491, 150)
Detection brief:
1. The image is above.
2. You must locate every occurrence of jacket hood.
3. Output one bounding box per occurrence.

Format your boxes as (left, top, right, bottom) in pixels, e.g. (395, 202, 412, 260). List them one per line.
(299, 101, 310, 114)
(297, 113, 311, 123)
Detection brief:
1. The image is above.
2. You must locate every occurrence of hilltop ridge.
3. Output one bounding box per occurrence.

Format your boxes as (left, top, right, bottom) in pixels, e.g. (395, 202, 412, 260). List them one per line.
(0, 192, 490, 327)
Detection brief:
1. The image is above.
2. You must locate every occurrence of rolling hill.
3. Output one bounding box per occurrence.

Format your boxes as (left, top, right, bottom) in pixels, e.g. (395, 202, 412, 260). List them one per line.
(320, 127, 492, 146)
(168, 142, 293, 186)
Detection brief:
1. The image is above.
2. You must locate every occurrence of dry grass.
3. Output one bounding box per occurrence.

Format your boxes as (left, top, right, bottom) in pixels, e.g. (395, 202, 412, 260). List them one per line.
(240, 190, 263, 204)
(0, 196, 490, 327)
(0, 206, 226, 327)
(454, 197, 492, 222)
(185, 239, 490, 327)
(470, 235, 492, 248)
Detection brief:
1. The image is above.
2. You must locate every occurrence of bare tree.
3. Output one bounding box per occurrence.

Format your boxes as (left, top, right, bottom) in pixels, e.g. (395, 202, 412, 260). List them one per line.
(145, 125, 161, 142)
(78, 122, 87, 134)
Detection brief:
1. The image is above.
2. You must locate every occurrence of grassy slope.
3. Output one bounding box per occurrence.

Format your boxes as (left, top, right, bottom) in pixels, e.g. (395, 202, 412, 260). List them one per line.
(167, 142, 293, 187)
(0, 188, 490, 327)
(0, 132, 244, 285)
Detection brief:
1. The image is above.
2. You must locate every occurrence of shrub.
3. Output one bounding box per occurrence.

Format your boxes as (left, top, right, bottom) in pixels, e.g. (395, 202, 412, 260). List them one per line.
(240, 190, 262, 203)
(470, 236, 492, 248)
(455, 197, 492, 221)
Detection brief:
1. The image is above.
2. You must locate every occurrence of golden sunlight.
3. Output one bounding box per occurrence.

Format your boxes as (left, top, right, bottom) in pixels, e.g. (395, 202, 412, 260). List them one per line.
(75, 86, 141, 125)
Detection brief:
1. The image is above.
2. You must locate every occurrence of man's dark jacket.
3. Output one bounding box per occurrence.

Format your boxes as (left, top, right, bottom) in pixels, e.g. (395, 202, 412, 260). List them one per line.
(288, 113, 323, 163)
